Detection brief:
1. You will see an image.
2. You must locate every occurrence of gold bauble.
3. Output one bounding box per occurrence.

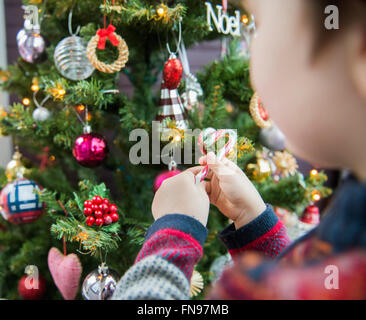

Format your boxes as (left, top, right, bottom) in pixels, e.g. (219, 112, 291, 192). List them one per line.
(5, 149, 26, 181)
(272, 151, 298, 177)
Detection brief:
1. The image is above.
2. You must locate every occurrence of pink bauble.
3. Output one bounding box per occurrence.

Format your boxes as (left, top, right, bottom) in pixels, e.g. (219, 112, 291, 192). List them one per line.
(73, 133, 108, 168)
(153, 170, 181, 193)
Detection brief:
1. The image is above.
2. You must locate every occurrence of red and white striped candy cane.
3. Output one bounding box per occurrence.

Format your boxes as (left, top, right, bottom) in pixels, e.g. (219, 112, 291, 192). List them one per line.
(195, 128, 237, 184)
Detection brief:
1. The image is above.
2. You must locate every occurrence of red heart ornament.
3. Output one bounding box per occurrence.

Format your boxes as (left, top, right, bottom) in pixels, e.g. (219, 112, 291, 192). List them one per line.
(47, 247, 82, 300)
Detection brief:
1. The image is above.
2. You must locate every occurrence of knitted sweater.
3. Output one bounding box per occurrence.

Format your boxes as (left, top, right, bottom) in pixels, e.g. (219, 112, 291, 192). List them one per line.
(112, 175, 366, 300)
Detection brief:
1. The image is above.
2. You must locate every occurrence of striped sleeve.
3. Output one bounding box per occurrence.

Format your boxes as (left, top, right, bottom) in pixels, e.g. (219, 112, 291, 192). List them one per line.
(112, 214, 208, 300)
(219, 205, 291, 258)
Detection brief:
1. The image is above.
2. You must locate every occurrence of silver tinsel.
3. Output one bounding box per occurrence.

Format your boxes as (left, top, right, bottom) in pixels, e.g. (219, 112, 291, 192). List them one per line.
(54, 36, 95, 81)
(259, 125, 286, 151)
(17, 29, 46, 63)
(81, 263, 119, 300)
(32, 107, 50, 122)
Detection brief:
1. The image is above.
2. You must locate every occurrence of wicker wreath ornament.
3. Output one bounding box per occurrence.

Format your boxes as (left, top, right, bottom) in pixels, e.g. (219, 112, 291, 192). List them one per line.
(87, 24, 129, 74)
(249, 92, 273, 129)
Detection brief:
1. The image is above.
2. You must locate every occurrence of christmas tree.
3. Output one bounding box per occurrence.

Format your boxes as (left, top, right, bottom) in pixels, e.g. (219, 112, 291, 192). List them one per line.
(0, 0, 331, 300)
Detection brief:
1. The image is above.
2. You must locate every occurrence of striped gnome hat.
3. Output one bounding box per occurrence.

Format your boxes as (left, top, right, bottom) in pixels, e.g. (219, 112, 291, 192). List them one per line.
(156, 80, 188, 131)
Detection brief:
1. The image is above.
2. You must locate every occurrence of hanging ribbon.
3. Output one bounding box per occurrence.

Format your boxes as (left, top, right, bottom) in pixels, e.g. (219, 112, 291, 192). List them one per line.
(97, 24, 120, 49)
(220, 0, 228, 57)
(178, 39, 203, 109)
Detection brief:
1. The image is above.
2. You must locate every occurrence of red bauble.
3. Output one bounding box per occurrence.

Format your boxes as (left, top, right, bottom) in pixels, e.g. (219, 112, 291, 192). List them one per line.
(102, 198, 110, 206)
(300, 205, 320, 225)
(109, 204, 118, 212)
(18, 275, 46, 300)
(103, 214, 113, 225)
(95, 218, 104, 226)
(83, 207, 93, 216)
(153, 169, 181, 193)
(92, 195, 102, 205)
(110, 212, 119, 222)
(99, 203, 109, 213)
(94, 210, 103, 219)
(84, 200, 92, 208)
(163, 56, 183, 89)
(86, 216, 95, 226)
(73, 133, 108, 168)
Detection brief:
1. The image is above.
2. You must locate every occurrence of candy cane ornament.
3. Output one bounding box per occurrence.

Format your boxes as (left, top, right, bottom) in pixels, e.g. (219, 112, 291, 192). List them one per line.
(195, 128, 237, 184)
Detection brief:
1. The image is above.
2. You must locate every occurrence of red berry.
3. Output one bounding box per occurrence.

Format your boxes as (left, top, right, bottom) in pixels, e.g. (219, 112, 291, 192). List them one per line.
(103, 214, 113, 225)
(94, 210, 103, 219)
(110, 213, 119, 222)
(86, 216, 95, 226)
(103, 198, 110, 206)
(109, 204, 118, 212)
(99, 203, 109, 213)
(91, 204, 99, 211)
(95, 218, 104, 226)
(84, 200, 93, 208)
(92, 195, 102, 205)
(83, 207, 93, 216)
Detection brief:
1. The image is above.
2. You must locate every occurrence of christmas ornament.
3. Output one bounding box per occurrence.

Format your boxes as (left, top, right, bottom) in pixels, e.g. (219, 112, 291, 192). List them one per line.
(153, 160, 181, 193)
(54, 12, 94, 81)
(48, 247, 82, 300)
(81, 263, 119, 300)
(178, 41, 203, 110)
(163, 54, 183, 89)
(17, 5, 46, 63)
(274, 207, 313, 241)
(54, 35, 95, 81)
(259, 124, 286, 151)
(209, 253, 233, 284)
(190, 269, 204, 297)
(0, 178, 44, 224)
(87, 24, 129, 73)
(272, 151, 298, 178)
(32, 106, 50, 122)
(249, 92, 272, 129)
(195, 128, 237, 184)
(301, 205, 320, 225)
(73, 127, 108, 168)
(247, 152, 273, 182)
(156, 80, 189, 131)
(5, 149, 26, 182)
(83, 195, 119, 226)
(18, 267, 46, 300)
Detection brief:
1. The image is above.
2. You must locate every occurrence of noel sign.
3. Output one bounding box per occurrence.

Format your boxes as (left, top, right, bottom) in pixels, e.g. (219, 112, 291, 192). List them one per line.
(205, 2, 241, 37)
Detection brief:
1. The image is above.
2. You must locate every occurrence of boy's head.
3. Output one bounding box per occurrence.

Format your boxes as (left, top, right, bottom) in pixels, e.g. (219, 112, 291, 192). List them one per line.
(238, 0, 366, 178)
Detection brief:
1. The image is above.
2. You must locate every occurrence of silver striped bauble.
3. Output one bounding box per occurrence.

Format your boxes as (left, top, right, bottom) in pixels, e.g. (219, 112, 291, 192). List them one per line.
(54, 35, 94, 81)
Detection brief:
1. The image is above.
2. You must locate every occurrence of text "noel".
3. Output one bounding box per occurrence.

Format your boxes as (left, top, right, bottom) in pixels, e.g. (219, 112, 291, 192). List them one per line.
(205, 2, 241, 37)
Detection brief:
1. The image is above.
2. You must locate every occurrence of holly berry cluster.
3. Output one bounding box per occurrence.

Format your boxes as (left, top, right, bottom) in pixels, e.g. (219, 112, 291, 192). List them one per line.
(83, 195, 119, 226)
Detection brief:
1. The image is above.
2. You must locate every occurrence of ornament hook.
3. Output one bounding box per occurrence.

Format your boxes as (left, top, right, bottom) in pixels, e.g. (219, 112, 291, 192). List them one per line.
(33, 90, 51, 109)
(166, 20, 182, 56)
(68, 10, 81, 36)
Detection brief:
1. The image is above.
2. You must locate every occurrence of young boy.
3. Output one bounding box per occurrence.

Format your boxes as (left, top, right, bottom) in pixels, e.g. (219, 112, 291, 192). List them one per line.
(112, 0, 366, 299)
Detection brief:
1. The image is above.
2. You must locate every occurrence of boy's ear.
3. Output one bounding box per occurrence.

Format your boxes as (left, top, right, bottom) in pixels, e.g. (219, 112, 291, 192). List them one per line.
(348, 26, 366, 102)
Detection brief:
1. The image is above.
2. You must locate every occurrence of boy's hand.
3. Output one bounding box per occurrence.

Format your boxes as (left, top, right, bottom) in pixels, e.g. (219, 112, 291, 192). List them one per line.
(152, 170, 210, 226)
(192, 152, 266, 229)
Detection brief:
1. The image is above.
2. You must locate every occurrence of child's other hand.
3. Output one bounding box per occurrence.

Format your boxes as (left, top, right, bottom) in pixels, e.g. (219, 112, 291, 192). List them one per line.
(194, 152, 266, 229)
(152, 170, 210, 226)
